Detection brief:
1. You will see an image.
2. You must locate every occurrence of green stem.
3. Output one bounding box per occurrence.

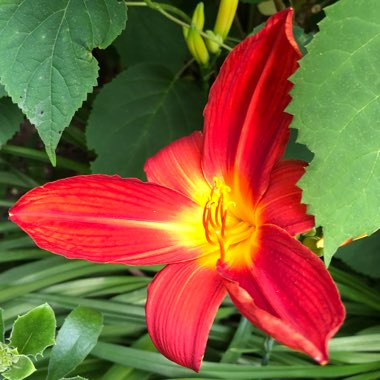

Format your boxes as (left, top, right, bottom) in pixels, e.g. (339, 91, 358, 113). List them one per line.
(126, 0, 191, 23)
(261, 336, 274, 366)
(126, 0, 233, 51)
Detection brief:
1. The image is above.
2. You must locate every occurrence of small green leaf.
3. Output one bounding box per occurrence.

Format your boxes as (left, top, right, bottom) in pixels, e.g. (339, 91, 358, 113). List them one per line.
(0, 98, 24, 148)
(9, 303, 56, 357)
(288, 0, 380, 265)
(0, 342, 18, 372)
(47, 306, 103, 380)
(114, 7, 188, 73)
(0, 0, 128, 164)
(87, 63, 206, 178)
(2, 355, 36, 380)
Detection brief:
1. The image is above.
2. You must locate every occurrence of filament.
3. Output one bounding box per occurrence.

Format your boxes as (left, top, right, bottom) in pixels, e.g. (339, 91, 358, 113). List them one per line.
(202, 178, 251, 255)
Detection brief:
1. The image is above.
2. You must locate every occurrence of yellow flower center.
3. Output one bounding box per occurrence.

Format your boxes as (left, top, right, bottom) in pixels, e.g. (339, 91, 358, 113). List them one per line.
(202, 177, 254, 260)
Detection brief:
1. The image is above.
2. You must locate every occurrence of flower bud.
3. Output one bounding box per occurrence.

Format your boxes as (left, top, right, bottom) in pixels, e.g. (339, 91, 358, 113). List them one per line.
(214, 0, 239, 41)
(258, 0, 277, 16)
(186, 28, 210, 66)
(205, 30, 223, 54)
(192, 2, 205, 30)
(302, 236, 324, 257)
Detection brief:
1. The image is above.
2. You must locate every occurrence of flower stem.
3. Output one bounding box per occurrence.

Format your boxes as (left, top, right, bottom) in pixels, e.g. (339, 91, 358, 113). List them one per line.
(261, 336, 274, 366)
(126, 1, 233, 51)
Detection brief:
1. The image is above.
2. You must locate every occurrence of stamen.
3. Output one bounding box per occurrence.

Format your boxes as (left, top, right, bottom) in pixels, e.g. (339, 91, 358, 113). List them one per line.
(216, 233, 226, 261)
(202, 203, 214, 244)
(221, 210, 226, 238)
(203, 178, 252, 255)
(207, 201, 217, 228)
(215, 193, 223, 226)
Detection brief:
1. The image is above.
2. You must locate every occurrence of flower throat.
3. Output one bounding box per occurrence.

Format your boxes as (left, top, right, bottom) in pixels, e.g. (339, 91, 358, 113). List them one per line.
(202, 177, 253, 259)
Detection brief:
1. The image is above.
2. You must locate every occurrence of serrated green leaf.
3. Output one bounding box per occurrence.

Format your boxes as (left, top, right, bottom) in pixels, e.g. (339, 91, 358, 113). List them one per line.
(87, 63, 206, 178)
(0, 0, 128, 165)
(114, 7, 188, 73)
(0, 98, 24, 148)
(9, 303, 56, 357)
(47, 306, 103, 380)
(2, 355, 36, 380)
(288, 0, 380, 265)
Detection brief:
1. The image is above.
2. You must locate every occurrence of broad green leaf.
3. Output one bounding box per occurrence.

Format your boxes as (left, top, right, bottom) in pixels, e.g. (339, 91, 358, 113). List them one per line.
(9, 304, 56, 357)
(0, 0, 128, 164)
(114, 7, 188, 73)
(2, 355, 36, 380)
(0, 98, 24, 148)
(47, 306, 103, 380)
(337, 230, 380, 279)
(87, 63, 206, 178)
(288, 0, 380, 265)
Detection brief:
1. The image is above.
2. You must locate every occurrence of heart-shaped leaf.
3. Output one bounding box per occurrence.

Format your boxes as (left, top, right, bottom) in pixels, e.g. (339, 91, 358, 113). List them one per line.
(87, 63, 206, 178)
(288, 0, 380, 265)
(0, 0, 127, 164)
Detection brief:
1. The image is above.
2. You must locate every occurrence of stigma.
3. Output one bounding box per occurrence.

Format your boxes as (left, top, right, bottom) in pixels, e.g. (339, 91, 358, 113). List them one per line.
(202, 177, 253, 259)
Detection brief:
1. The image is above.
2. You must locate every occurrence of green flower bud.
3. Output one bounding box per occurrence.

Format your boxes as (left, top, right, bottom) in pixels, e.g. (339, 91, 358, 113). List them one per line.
(205, 30, 222, 54)
(192, 2, 205, 31)
(214, 0, 239, 41)
(186, 28, 210, 66)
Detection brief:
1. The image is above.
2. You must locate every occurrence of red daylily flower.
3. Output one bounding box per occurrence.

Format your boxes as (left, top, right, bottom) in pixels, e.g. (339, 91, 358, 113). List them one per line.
(9, 9, 345, 371)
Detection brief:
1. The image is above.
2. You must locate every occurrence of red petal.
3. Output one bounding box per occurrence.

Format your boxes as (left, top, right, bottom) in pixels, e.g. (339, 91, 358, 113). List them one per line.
(144, 132, 210, 204)
(218, 225, 345, 363)
(256, 161, 314, 235)
(9, 175, 208, 265)
(146, 259, 226, 371)
(202, 9, 301, 204)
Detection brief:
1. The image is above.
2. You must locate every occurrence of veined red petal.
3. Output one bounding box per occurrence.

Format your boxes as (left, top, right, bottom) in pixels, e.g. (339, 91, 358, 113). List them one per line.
(146, 259, 226, 371)
(256, 161, 314, 235)
(144, 132, 210, 205)
(9, 175, 208, 265)
(202, 9, 301, 205)
(218, 225, 345, 363)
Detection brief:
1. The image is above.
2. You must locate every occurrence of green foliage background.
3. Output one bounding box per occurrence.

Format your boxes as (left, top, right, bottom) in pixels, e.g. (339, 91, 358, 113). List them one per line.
(0, 0, 379, 379)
